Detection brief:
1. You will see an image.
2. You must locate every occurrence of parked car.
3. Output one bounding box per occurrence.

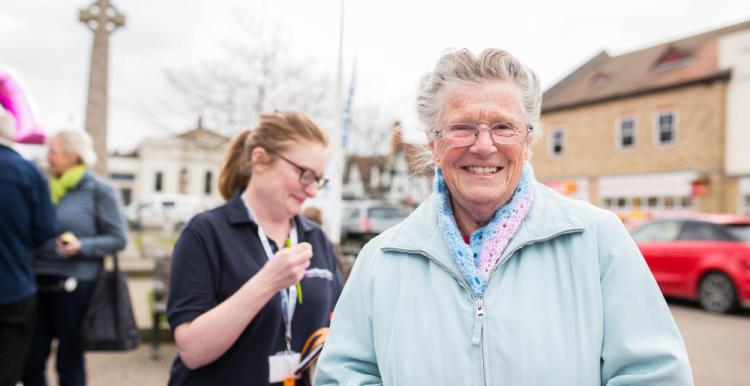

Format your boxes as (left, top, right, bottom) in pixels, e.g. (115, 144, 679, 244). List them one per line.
(125, 194, 207, 231)
(341, 200, 408, 242)
(631, 215, 750, 313)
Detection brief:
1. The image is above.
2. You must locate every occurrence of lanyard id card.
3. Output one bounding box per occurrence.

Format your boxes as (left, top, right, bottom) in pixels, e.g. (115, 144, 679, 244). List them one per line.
(241, 197, 302, 385)
(268, 351, 301, 384)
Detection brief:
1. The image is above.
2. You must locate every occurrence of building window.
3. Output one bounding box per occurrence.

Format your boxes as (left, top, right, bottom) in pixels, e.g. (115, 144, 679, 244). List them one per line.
(656, 110, 676, 145)
(744, 195, 750, 215)
(120, 187, 132, 206)
(549, 128, 564, 157)
(179, 168, 189, 194)
(154, 171, 163, 192)
(110, 172, 135, 181)
(617, 117, 636, 149)
(204, 171, 213, 195)
(653, 47, 692, 72)
(603, 195, 693, 212)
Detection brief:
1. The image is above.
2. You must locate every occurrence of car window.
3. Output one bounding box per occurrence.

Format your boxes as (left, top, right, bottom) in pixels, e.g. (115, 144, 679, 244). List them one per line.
(726, 224, 750, 242)
(632, 221, 681, 242)
(679, 222, 730, 241)
(367, 207, 402, 219)
(343, 208, 359, 219)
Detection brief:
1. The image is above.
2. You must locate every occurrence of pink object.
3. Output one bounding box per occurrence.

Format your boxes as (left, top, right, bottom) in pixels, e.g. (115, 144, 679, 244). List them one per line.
(0, 69, 45, 144)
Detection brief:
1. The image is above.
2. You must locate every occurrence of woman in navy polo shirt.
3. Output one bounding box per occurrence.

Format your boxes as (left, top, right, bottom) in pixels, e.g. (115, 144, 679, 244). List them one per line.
(167, 112, 343, 386)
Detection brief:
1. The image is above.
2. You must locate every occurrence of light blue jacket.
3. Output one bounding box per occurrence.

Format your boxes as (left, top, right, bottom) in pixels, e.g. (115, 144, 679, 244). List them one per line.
(315, 183, 693, 386)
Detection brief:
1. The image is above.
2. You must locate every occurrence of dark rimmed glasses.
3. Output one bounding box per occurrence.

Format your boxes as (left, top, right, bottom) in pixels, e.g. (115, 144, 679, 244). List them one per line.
(270, 151, 329, 189)
(432, 121, 534, 148)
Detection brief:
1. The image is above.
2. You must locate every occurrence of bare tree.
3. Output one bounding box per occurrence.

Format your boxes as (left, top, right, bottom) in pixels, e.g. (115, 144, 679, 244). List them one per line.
(165, 16, 332, 132)
(346, 104, 395, 156)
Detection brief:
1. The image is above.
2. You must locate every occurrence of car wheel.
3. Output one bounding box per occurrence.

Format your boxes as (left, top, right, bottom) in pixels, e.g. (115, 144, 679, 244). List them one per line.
(698, 273, 738, 314)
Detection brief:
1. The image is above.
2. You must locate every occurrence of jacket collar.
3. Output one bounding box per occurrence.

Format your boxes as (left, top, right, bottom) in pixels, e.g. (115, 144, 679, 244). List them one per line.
(75, 170, 96, 189)
(225, 190, 315, 233)
(381, 181, 585, 278)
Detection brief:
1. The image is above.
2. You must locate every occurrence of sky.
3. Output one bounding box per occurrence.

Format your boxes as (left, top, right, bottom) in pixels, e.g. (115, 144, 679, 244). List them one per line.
(1, 0, 749, 152)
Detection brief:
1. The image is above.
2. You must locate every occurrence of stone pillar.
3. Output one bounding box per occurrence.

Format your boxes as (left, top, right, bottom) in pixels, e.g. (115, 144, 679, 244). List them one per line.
(80, 0, 125, 176)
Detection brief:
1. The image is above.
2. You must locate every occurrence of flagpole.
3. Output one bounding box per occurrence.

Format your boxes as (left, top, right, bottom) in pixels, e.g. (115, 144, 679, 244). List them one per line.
(326, 0, 345, 244)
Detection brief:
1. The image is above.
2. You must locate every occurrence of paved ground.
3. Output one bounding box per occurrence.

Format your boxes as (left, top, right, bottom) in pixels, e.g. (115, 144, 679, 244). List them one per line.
(42, 344, 176, 386)
(670, 300, 750, 386)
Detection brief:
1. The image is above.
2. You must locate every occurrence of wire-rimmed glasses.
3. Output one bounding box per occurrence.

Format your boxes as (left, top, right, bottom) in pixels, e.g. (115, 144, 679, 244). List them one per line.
(432, 121, 534, 148)
(270, 151, 329, 189)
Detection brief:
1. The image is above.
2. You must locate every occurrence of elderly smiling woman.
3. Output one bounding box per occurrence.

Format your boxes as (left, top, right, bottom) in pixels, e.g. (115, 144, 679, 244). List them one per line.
(314, 49, 693, 386)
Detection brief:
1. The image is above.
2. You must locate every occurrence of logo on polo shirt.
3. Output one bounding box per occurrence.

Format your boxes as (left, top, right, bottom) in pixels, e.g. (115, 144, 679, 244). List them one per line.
(304, 268, 334, 281)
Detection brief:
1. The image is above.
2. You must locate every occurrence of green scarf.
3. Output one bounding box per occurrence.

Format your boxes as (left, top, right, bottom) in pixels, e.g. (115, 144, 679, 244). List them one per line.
(49, 164, 87, 204)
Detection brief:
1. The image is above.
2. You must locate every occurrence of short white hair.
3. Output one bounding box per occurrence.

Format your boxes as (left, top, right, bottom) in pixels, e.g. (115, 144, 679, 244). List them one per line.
(410, 48, 543, 171)
(51, 130, 98, 166)
(0, 107, 16, 142)
(417, 48, 542, 135)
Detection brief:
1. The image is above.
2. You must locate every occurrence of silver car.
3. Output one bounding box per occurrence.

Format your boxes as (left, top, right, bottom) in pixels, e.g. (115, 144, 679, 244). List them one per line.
(341, 200, 408, 242)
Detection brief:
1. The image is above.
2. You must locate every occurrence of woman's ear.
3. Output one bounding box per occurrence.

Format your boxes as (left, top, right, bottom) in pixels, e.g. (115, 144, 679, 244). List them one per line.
(429, 140, 441, 167)
(250, 147, 271, 172)
(523, 142, 532, 163)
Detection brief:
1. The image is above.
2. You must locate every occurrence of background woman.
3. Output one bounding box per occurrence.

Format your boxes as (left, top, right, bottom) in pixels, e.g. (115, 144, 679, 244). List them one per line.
(315, 49, 693, 385)
(23, 130, 127, 386)
(167, 111, 343, 386)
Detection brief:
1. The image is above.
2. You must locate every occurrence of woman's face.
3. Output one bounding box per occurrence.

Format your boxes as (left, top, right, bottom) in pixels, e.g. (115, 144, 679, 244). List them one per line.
(47, 137, 80, 177)
(431, 80, 530, 219)
(252, 140, 330, 219)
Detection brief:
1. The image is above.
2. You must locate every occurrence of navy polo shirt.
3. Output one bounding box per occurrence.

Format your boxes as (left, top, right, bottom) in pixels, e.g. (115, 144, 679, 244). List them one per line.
(0, 145, 59, 304)
(167, 192, 343, 386)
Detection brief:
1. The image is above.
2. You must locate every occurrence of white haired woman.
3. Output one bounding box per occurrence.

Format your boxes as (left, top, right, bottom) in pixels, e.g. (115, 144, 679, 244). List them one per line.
(314, 49, 693, 385)
(23, 130, 127, 386)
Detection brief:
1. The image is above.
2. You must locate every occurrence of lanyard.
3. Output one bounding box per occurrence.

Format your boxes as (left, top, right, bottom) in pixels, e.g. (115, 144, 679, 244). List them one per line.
(242, 197, 299, 353)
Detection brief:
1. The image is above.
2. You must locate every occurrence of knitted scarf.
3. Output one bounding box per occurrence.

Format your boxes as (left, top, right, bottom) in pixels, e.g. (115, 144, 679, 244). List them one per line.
(434, 162, 535, 299)
(49, 164, 87, 204)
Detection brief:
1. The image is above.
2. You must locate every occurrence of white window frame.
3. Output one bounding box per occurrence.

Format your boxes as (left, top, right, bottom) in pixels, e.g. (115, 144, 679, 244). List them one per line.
(548, 127, 565, 158)
(615, 116, 637, 151)
(654, 109, 677, 146)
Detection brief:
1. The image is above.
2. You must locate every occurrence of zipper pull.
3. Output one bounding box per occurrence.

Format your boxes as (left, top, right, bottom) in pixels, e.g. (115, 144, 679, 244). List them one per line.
(472, 299, 484, 345)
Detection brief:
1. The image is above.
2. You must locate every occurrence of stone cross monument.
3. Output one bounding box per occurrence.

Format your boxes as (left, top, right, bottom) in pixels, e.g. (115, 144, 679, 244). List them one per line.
(79, 0, 125, 176)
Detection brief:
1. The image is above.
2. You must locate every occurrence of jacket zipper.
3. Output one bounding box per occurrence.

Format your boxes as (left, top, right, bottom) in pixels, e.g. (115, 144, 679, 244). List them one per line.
(382, 228, 581, 386)
(384, 247, 487, 385)
(473, 229, 581, 385)
(473, 298, 486, 386)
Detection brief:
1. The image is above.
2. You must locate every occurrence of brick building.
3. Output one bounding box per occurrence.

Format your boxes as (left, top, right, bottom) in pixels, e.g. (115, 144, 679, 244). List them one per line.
(533, 21, 750, 221)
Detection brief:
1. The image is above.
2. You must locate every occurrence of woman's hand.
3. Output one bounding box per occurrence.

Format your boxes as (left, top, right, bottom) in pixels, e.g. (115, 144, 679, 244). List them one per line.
(175, 243, 313, 369)
(258, 242, 313, 291)
(56, 232, 81, 256)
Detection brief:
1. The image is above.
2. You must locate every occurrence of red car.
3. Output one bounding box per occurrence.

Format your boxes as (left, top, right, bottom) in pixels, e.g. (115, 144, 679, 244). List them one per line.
(631, 215, 750, 313)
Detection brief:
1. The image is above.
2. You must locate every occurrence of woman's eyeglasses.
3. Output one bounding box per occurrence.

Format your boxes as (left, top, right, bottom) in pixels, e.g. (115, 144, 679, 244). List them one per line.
(271, 151, 329, 189)
(432, 121, 534, 148)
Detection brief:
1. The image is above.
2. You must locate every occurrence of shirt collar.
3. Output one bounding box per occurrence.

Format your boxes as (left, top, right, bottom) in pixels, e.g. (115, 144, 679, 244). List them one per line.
(225, 189, 315, 234)
(382, 182, 585, 267)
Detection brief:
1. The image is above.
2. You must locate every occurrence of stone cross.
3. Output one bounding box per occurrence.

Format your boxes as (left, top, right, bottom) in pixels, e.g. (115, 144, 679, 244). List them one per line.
(79, 0, 125, 176)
